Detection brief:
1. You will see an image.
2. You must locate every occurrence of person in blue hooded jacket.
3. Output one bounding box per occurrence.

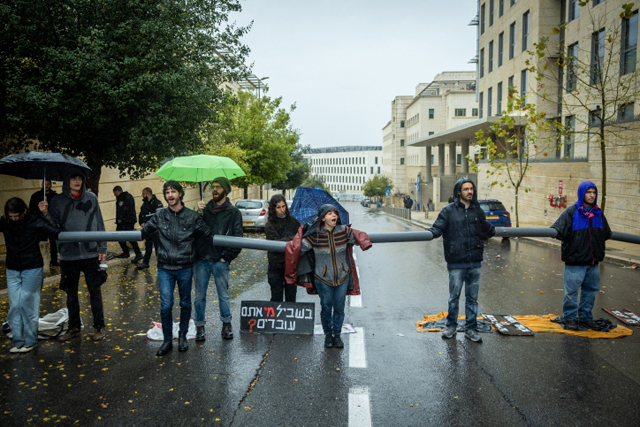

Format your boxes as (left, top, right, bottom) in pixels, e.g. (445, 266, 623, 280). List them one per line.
(551, 181, 611, 330)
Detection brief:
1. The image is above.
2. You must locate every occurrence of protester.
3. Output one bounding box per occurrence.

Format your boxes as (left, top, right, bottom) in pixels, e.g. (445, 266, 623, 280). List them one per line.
(285, 204, 372, 349)
(142, 181, 212, 356)
(113, 186, 143, 262)
(137, 187, 163, 270)
(551, 181, 611, 331)
(28, 179, 59, 267)
(404, 196, 414, 211)
(194, 177, 243, 341)
(265, 194, 300, 302)
(42, 172, 108, 342)
(447, 194, 455, 204)
(1, 198, 59, 353)
(429, 178, 495, 343)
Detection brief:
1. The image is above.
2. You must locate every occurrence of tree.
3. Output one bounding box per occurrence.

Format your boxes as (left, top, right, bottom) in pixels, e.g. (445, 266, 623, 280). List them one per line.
(470, 90, 559, 227)
(271, 143, 311, 199)
(202, 89, 300, 197)
(528, 2, 640, 211)
(301, 175, 331, 194)
(0, 0, 250, 195)
(362, 175, 393, 198)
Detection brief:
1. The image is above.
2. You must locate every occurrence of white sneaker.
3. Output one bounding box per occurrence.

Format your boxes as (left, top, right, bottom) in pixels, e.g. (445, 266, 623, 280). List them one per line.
(9, 346, 22, 353)
(18, 345, 36, 353)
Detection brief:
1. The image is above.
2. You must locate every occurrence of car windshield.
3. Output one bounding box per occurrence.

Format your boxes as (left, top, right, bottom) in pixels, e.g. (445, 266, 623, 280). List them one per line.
(236, 201, 263, 209)
(480, 202, 506, 211)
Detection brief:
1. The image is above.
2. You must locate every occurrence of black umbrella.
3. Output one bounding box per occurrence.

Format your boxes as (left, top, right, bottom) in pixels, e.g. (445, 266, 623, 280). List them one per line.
(0, 151, 91, 201)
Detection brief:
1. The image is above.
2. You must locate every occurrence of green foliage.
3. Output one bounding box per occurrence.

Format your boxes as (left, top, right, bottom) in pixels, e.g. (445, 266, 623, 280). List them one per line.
(0, 0, 250, 194)
(301, 175, 331, 195)
(362, 175, 393, 198)
(202, 89, 300, 190)
(271, 143, 311, 195)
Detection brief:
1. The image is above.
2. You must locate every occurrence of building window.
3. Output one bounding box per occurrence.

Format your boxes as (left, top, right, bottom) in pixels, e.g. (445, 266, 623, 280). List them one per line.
(489, 41, 494, 73)
(567, 42, 578, 91)
(457, 154, 462, 164)
(400, 158, 405, 165)
(497, 82, 503, 114)
(498, 32, 504, 67)
(499, 0, 504, 17)
(429, 109, 435, 119)
(479, 92, 484, 118)
(370, 167, 373, 174)
(429, 131, 435, 135)
(593, 0, 603, 5)
(618, 103, 635, 123)
(508, 75, 514, 92)
(520, 69, 527, 104)
(400, 120, 405, 127)
(375, 157, 378, 164)
(480, 48, 485, 78)
(569, 0, 579, 22)
(591, 28, 605, 85)
(589, 109, 602, 127)
(490, 0, 494, 26)
(377, 167, 381, 174)
(564, 115, 575, 158)
(522, 11, 529, 51)
(622, 11, 638, 75)
(400, 139, 404, 146)
(455, 108, 467, 117)
(481, 3, 485, 34)
(509, 22, 516, 59)
(488, 87, 493, 116)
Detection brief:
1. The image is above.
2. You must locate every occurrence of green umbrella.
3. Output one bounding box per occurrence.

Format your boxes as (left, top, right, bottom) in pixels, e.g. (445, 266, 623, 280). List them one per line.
(155, 154, 246, 182)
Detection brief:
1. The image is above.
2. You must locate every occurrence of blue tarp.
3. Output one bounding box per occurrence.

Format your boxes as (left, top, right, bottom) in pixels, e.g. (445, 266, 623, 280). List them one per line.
(290, 187, 350, 226)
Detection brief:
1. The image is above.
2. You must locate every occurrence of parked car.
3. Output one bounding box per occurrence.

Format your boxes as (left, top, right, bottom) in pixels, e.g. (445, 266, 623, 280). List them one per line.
(478, 199, 512, 228)
(361, 198, 371, 207)
(235, 199, 268, 230)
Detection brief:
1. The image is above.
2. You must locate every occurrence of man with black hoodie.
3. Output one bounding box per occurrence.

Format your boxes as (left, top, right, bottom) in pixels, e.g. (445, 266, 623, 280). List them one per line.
(41, 172, 108, 342)
(113, 186, 143, 262)
(429, 178, 495, 343)
(551, 181, 611, 330)
(194, 177, 243, 341)
(137, 187, 163, 269)
(28, 179, 59, 267)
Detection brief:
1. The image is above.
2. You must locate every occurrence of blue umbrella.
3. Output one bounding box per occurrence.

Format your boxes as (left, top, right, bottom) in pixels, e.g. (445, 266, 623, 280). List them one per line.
(290, 187, 350, 226)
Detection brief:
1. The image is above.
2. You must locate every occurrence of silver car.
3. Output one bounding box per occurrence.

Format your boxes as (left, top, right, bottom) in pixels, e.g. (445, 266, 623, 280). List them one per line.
(235, 199, 268, 230)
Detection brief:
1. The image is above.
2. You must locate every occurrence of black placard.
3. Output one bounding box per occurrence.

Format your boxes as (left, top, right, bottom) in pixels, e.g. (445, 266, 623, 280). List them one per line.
(240, 301, 315, 334)
(482, 313, 534, 336)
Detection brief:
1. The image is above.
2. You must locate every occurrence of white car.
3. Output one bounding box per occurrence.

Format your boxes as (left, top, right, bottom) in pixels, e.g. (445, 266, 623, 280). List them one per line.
(235, 199, 268, 230)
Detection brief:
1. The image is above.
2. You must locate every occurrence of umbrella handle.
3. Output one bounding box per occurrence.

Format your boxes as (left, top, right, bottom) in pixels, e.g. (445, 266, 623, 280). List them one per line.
(43, 169, 46, 201)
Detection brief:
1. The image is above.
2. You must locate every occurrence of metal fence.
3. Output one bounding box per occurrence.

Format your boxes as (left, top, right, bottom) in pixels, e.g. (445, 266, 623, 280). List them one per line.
(381, 206, 412, 220)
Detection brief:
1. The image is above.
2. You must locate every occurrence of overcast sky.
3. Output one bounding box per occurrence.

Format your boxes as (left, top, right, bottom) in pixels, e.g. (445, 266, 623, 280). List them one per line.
(233, 0, 479, 149)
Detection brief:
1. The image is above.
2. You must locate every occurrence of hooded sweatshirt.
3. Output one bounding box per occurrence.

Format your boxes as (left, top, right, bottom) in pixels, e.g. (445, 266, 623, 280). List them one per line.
(429, 177, 495, 269)
(551, 181, 611, 265)
(48, 173, 107, 261)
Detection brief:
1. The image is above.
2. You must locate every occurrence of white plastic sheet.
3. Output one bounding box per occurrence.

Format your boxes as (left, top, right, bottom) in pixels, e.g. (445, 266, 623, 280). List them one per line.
(146, 319, 197, 340)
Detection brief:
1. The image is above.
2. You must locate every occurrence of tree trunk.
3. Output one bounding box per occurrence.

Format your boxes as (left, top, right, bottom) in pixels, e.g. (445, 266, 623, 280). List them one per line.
(85, 158, 103, 198)
(600, 133, 607, 212)
(243, 186, 248, 199)
(514, 188, 520, 227)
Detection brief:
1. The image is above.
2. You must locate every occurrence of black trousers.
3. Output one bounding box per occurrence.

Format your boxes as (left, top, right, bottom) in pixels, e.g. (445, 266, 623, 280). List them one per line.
(116, 223, 141, 255)
(268, 263, 297, 302)
(49, 236, 58, 262)
(142, 234, 159, 264)
(60, 257, 105, 331)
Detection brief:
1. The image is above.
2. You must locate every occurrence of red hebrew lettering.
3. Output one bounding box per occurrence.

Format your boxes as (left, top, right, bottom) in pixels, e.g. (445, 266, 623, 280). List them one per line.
(266, 307, 275, 317)
(248, 319, 257, 333)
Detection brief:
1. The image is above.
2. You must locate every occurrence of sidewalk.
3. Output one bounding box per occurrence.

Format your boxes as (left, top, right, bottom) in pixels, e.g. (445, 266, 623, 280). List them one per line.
(396, 208, 640, 266)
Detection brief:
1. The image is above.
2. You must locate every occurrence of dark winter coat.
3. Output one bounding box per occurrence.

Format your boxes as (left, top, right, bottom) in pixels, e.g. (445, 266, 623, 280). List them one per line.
(138, 194, 164, 226)
(194, 198, 243, 263)
(116, 191, 137, 225)
(28, 189, 58, 216)
(551, 181, 611, 265)
(142, 205, 211, 270)
(0, 213, 60, 271)
(265, 215, 301, 264)
(429, 178, 495, 268)
(404, 198, 414, 209)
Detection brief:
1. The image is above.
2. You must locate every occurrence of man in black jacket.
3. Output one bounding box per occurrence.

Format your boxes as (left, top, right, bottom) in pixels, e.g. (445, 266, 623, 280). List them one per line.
(141, 181, 212, 357)
(194, 177, 243, 341)
(551, 181, 611, 331)
(137, 187, 163, 269)
(429, 178, 495, 343)
(113, 186, 143, 262)
(28, 180, 59, 267)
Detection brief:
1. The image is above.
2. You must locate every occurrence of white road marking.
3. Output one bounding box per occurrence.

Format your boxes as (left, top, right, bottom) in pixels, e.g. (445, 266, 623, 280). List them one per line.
(349, 386, 372, 427)
(349, 327, 367, 368)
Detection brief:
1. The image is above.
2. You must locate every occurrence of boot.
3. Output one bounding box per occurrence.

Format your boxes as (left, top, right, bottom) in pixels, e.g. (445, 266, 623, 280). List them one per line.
(221, 322, 233, 340)
(195, 326, 206, 342)
(178, 332, 188, 352)
(332, 334, 344, 349)
(132, 253, 144, 263)
(157, 341, 173, 357)
(324, 334, 334, 348)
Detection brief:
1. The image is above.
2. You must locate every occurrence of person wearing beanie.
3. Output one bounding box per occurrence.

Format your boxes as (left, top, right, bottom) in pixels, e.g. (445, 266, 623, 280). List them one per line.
(194, 178, 243, 341)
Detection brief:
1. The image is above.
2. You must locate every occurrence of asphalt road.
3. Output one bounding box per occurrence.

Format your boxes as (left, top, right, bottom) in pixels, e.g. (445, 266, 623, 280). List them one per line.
(1, 202, 639, 426)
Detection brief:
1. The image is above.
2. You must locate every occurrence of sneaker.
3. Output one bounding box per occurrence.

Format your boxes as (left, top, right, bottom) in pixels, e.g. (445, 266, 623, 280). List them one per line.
(9, 346, 22, 353)
(324, 334, 334, 348)
(93, 329, 107, 341)
(18, 345, 36, 353)
(115, 253, 130, 259)
(464, 329, 483, 343)
(58, 327, 82, 342)
(564, 320, 579, 331)
(132, 254, 144, 263)
(332, 335, 344, 349)
(579, 320, 600, 330)
(136, 262, 150, 270)
(441, 325, 457, 339)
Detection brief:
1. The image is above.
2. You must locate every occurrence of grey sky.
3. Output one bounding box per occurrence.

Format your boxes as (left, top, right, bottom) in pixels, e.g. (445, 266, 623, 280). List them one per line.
(234, 0, 479, 148)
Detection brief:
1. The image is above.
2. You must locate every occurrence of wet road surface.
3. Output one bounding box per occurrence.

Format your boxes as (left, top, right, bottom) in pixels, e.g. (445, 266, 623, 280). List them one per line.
(1, 202, 639, 426)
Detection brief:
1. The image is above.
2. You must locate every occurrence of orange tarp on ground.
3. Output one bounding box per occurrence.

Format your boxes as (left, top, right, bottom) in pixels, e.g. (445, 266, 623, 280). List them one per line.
(415, 312, 634, 339)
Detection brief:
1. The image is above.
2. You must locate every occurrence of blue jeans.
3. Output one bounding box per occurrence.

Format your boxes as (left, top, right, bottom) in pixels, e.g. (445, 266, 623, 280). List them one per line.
(7, 268, 43, 347)
(315, 279, 348, 335)
(446, 267, 481, 330)
(563, 264, 600, 321)
(157, 267, 193, 342)
(193, 260, 231, 326)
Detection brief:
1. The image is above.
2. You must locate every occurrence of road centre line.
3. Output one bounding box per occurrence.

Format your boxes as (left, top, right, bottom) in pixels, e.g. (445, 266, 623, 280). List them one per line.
(348, 386, 372, 427)
(349, 327, 367, 368)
